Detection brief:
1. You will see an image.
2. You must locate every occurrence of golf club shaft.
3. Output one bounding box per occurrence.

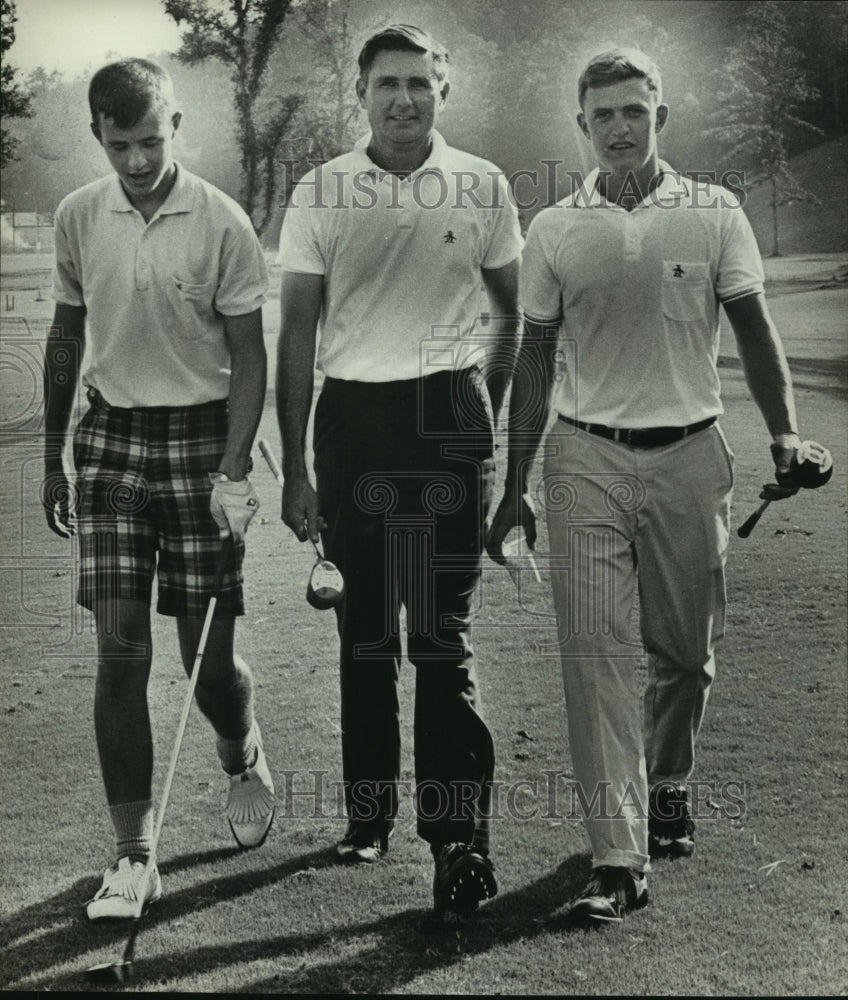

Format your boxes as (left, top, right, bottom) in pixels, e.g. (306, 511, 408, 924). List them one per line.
(126, 536, 234, 939)
(737, 498, 771, 538)
(258, 438, 284, 487)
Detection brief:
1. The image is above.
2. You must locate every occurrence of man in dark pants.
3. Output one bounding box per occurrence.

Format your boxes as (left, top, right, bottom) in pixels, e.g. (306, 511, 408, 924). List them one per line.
(275, 24, 521, 916)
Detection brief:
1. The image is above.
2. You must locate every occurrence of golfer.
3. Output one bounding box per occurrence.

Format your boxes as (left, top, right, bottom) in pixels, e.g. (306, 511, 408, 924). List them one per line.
(42, 58, 276, 920)
(275, 25, 521, 916)
(487, 48, 830, 926)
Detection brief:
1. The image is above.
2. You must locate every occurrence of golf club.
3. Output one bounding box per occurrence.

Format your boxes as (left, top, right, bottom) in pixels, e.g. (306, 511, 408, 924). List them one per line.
(738, 440, 833, 538)
(306, 550, 345, 609)
(257, 438, 345, 609)
(85, 534, 234, 986)
(737, 496, 774, 538)
(258, 438, 284, 490)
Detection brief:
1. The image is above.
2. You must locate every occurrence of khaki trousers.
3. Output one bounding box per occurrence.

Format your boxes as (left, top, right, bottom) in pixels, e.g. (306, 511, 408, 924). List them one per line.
(543, 420, 734, 872)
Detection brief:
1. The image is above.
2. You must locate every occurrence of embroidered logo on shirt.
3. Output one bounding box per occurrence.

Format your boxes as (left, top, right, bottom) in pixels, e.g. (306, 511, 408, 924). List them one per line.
(443, 230, 457, 244)
(671, 264, 685, 278)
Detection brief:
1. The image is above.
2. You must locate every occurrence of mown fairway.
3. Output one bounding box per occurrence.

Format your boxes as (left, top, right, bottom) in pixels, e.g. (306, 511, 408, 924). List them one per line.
(0, 255, 845, 994)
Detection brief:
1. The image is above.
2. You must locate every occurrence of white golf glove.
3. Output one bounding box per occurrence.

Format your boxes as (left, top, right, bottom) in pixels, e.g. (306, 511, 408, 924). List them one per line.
(209, 473, 260, 542)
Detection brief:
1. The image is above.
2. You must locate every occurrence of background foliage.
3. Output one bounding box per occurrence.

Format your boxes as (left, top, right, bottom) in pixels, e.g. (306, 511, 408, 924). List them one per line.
(1, 0, 847, 250)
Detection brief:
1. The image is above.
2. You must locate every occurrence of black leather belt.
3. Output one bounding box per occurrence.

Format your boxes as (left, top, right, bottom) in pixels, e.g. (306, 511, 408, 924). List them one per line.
(559, 415, 716, 448)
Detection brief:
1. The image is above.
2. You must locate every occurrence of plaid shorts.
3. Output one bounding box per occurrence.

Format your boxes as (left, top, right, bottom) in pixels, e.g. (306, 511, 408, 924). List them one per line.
(72, 387, 244, 618)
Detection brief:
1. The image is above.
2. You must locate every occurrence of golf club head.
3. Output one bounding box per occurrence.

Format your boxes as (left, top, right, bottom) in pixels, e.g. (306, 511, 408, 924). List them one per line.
(85, 960, 133, 985)
(306, 558, 344, 609)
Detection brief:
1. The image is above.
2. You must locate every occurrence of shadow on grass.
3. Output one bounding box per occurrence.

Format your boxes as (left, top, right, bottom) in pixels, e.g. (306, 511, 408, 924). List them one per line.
(12, 848, 594, 993)
(0, 843, 340, 991)
(227, 853, 597, 995)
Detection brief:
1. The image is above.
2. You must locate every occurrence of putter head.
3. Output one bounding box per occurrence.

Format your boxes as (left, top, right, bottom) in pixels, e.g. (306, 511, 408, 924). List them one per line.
(85, 960, 133, 985)
(306, 558, 344, 609)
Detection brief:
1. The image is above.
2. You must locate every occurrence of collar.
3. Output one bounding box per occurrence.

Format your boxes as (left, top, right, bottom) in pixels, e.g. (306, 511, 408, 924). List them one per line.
(352, 130, 448, 178)
(106, 162, 193, 216)
(571, 160, 691, 209)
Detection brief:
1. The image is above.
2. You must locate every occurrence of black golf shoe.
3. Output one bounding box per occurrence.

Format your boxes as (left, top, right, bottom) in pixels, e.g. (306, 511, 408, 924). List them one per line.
(432, 842, 497, 916)
(649, 782, 696, 859)
(563, 866, 648, 927)
(335, 821, 392, 863)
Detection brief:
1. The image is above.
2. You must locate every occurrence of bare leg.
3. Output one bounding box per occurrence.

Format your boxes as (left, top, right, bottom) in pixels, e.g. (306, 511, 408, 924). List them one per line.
(176, 616, 254, 741)
(93, 598, 154, 805)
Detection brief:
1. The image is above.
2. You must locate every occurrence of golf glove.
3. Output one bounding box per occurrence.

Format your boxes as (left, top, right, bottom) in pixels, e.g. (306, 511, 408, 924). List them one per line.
(209, 473, 260, 542)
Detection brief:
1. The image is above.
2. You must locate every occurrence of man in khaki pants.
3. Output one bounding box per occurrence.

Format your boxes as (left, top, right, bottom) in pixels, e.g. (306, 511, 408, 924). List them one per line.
(487, 47, 830, 927)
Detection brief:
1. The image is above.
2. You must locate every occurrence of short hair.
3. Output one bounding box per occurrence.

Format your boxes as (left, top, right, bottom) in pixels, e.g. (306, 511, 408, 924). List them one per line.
(577, 48, 663, 108)
(357, 24, 449, 83)
(88, 58, 176, 129)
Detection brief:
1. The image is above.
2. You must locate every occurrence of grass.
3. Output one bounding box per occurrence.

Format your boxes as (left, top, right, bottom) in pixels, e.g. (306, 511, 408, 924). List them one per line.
(0, 258, 846, 993)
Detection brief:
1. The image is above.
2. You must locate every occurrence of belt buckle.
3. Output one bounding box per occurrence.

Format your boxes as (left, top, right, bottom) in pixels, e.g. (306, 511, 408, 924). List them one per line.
(622, 427, 638, 446)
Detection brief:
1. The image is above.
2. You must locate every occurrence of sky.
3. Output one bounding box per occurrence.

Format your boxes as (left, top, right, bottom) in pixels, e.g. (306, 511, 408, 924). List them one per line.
(10, 0, 187, 78)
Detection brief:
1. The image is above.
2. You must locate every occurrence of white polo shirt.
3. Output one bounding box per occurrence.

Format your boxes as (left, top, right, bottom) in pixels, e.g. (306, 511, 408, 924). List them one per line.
(277, 131, 523, 382)
(520, 163, 765, 428)
(53, 163, 268, 407)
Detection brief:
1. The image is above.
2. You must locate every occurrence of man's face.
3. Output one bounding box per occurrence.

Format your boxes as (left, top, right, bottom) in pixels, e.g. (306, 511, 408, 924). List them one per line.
(92, 105, 181, 203)
(356, 49, 449, 149)
(578, 77, 668, 177)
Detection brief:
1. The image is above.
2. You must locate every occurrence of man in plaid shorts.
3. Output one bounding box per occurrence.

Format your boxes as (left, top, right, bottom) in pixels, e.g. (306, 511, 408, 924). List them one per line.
(42, 58, 276, 920)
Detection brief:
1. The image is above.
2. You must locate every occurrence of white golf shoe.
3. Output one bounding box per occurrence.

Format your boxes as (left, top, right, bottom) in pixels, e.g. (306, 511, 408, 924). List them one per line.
(86, 856, 162, 921)
(225, 744, 276, 849)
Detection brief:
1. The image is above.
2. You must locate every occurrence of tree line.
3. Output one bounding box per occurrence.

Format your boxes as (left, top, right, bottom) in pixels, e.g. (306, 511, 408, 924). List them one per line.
(2, 0, 847, 253)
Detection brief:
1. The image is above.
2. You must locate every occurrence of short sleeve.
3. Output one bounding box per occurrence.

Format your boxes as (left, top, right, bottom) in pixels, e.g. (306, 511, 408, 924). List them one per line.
(519, 210, 563, 323)
(51, 205, 85, 307)
(481, 172, 523, 270)
(277, 170, 327, 275)
(716, 195, 765, 303)
(215, 219, 269, 316)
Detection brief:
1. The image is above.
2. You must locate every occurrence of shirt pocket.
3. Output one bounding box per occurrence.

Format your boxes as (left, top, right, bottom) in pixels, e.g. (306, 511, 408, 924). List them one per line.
(171, 275, 216, 319)
(661, 261, 710, 321)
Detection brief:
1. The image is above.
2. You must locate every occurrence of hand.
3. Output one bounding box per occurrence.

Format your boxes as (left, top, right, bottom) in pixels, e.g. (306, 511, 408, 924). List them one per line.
(766, 437, 833, 500)
(209, 474, 260, 543)
(485, 484, 537, 565)
(281, 473, 326, 543)
(768, 434, 802, 498)
(42, 460, 75, 538)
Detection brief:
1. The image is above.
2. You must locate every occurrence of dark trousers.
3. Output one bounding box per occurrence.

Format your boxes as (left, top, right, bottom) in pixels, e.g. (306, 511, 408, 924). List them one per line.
(314, 367, 496, 849)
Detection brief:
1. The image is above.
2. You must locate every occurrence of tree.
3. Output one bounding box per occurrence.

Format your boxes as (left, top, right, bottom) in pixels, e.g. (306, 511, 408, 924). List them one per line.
(163, 0, 303, 235)
(798, 0, 848, 136)
(260, 0, 369, 211)
(1, 0, 33, 169)
(706, 1, 823, 257)
(295, 0, 363, 159)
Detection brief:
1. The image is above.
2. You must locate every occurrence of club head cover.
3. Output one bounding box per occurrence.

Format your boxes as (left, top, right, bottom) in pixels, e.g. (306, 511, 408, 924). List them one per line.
(791, 440, 833, 488)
